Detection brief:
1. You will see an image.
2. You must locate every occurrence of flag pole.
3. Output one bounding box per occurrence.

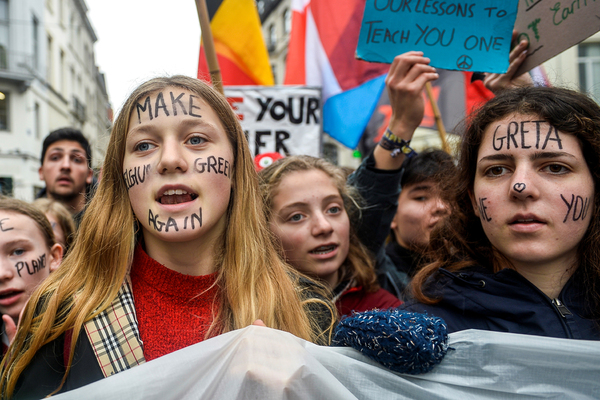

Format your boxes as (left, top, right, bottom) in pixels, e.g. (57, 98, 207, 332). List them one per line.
(424, 82, 450, 153)
(195, 0, 224, 95)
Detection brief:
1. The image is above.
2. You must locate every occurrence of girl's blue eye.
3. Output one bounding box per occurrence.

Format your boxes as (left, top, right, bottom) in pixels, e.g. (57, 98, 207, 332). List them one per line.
(136, 142, 152, 152)
(290, 214, 302, 221)
(188, 136, 204, 145)
(328, 206, 341, 214)
(12, 249, 24, 256)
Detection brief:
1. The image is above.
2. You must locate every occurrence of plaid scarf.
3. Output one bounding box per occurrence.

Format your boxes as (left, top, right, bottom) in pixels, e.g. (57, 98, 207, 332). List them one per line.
(83, 276, 146, 377)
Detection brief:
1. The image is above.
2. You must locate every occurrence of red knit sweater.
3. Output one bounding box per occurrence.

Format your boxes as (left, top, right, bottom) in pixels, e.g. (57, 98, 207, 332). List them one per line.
(130, 246, 219, 361)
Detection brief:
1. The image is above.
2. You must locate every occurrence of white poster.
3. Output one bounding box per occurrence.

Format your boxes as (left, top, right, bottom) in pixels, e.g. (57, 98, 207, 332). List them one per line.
(224, 86, 322, 158)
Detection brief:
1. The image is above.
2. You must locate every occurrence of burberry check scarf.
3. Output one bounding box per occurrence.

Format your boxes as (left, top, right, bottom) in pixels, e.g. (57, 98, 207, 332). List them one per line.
(84, 277, 146, 377)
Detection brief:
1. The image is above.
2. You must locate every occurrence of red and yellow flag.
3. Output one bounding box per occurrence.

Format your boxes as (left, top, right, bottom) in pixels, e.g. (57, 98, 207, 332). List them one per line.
(198, 0, 274, 86)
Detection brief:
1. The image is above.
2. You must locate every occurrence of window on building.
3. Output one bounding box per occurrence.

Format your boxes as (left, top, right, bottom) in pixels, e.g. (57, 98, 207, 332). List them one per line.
(32, 15, 39, 70)
(47, 34, 54, 85)
(0, 91, 8, 130)
(59, 0, 65, 28)
(60, 49, 65, 93)
(268, 24, 276, 51)
(0, 0, 7, 69)
(0, 177, 13, 197)
(257, 0, 265, 15)
(0, 0, 7, 21)
(70, 66, 75, 96)
(579, 42, 600, 103)
(283, 8, 291, 35)
(34, 102, 40, 139)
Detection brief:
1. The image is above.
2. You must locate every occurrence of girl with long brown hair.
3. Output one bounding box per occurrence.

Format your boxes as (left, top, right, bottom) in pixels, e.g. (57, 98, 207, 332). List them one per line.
(1, 76, 334, 398)
(403, 86, 600, 340)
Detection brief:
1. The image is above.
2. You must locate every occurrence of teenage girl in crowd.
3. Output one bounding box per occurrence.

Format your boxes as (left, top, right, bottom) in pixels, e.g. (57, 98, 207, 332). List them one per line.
(1, 76, 335, 399)
(0, 198, 63, 355)
(32, 198, 76, 254)
(260, 52, 439, 316)
(402, 86, 600, 339)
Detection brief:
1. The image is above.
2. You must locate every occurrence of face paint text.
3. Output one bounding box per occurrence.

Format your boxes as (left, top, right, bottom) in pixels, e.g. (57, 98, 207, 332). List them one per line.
(148, 208, 202, 232)
(492, 120, 563, 151)
(16, 254, 46, 277)
(135, 92, 203, 123)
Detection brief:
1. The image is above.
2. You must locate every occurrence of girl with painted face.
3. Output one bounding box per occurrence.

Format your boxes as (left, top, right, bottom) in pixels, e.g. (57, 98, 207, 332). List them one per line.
(0, 198, 62, 356)
(403, 86, 600, 340)
(259, 52, 439, 317)
(1, 76, 335, 399)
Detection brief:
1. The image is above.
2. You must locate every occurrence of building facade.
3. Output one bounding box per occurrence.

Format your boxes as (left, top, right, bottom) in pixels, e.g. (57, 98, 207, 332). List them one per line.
(0, 0, 110, 200)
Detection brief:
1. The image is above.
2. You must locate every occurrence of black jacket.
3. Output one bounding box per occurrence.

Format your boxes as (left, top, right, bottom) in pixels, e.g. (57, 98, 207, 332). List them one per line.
(347, 153, 409, 299)
(12, 331, 103, 399)
(401, 266, 600, 340)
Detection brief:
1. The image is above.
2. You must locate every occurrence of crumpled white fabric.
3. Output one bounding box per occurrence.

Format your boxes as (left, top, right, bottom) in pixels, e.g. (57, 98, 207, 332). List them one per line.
(53, 326, 600, 399)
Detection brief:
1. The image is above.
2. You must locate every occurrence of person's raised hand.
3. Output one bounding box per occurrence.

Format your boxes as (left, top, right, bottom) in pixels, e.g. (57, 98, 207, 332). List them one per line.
(386, 51, 439, 139)
(483, 31, 534, 93)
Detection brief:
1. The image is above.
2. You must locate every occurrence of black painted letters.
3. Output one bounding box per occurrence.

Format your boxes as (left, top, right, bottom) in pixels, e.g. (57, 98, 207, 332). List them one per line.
(0, 218, 13, 232)
(15, 254, 46, 277)
(561, 194, 590, 223)
(478, 197, 492, 222)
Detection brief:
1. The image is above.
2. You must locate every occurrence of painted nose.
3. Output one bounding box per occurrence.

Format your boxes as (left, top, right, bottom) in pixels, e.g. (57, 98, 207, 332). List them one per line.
(311, 212, 333, 236)
(158, 140, 188, 173)
(510, 172, 539, 200)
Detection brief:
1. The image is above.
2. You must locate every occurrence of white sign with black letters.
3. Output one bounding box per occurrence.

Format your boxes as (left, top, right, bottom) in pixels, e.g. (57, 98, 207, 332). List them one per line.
(225, 86, 322, 157)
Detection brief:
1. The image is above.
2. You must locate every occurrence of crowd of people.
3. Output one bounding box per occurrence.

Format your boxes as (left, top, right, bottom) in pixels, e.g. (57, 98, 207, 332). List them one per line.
(0, 46, 599, 398)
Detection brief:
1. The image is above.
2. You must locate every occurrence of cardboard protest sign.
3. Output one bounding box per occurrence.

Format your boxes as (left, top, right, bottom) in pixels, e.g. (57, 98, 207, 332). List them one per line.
(356, 0, 519, 73)
(514, 0, 600, 76)
(224, 86, 322, 157)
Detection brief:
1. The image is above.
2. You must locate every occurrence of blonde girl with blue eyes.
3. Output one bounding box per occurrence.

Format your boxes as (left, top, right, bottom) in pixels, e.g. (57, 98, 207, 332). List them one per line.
(1, 76, 334, 399)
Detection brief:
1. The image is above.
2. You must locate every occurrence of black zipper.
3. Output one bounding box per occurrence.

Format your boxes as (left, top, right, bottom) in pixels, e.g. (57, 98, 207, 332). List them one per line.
(552, 298, 572, 317)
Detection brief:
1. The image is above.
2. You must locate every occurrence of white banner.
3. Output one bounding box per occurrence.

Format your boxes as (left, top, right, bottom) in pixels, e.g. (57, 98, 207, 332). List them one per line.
(225, 86, 322, 157)
(54, 327, 600, 399)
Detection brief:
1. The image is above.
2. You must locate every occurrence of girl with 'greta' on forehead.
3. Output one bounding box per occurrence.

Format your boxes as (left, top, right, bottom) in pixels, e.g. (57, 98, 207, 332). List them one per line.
(1, 76, 334, 399)
(402, 86, 600, 340)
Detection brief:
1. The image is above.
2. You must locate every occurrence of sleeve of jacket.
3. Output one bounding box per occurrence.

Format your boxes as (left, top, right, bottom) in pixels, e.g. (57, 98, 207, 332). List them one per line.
(346, 151, 403, 256)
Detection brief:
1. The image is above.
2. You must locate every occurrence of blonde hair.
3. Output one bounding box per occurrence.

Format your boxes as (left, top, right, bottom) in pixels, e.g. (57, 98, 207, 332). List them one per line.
(259, 155, 380, 293)
(32, 198, 76, 253)
(1, 76, 333, 397)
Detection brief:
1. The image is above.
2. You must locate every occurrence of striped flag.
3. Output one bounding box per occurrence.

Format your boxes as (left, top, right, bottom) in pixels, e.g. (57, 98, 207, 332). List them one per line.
(198, 0, 274, 86)
(285, 0, 389, 149)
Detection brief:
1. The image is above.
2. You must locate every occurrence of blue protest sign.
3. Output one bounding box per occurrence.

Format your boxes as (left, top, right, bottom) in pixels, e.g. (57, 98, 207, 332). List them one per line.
(356, 0, 519, 73)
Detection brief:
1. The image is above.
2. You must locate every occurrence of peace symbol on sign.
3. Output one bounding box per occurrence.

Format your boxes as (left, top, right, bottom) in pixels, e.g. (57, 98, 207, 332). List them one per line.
(456, 55, 473, 70)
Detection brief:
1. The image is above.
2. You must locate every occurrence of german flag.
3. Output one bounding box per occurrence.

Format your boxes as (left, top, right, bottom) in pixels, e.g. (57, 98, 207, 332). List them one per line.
(198, 0, 274, 86)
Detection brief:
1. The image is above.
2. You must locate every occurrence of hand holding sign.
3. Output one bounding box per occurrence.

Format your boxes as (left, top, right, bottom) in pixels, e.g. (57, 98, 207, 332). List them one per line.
(357, 0, 519, 73)
(374, 51, 438, 170)
(483, 31, 533, 93)
(387, 51, 439, 137)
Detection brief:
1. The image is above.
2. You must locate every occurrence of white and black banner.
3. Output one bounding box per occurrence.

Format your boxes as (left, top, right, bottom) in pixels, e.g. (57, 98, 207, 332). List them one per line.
(225, 86, 322, 158)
